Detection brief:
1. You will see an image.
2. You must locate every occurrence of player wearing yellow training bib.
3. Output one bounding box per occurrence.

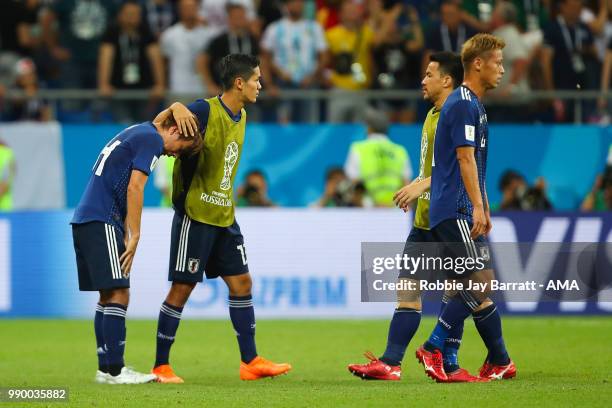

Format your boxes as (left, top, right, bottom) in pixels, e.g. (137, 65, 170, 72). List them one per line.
(150, 54, 291, 384)
(348, 52, 480, 382)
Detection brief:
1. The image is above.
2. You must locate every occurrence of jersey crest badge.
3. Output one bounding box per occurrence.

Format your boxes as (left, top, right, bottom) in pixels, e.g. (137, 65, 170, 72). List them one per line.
(188, 258, 200, 274)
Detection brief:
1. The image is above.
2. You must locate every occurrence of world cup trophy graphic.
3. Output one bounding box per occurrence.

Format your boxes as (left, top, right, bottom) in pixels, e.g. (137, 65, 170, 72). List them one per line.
(220, 142, 239, 191)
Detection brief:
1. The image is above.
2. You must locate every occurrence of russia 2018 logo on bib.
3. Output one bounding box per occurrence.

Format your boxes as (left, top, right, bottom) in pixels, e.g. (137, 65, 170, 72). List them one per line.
(187, 258, 200, 274)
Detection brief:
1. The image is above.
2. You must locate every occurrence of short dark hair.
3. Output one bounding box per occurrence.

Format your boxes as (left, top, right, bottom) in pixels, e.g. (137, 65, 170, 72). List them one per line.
(219, 54, 260, 90)
(429, 51, 464, 88)
(325, 166, 345, 182)
(499, 169, 524, 191)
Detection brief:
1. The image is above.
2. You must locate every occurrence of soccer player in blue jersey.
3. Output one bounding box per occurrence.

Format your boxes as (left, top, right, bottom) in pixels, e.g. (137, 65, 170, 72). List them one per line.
(347, 52, 485, 383)
(415, 34, 517, 382)
(71, 117, 202, 384)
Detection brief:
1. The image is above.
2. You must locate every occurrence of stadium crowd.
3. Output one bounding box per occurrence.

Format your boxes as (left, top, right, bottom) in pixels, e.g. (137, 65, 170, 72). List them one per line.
(0, 0, 611, 123)
(0, 0, 610, 213)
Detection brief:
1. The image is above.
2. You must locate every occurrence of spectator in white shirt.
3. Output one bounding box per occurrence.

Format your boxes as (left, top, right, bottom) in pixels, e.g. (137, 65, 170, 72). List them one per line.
(261, 0, 328, 123)
(198, 0, 256, 36)
(161, 0, 214, 95)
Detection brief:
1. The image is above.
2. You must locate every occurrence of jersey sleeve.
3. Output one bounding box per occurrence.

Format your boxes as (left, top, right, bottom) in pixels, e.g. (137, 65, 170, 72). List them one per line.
(446, 99, 478, 149)
(187, 99, 211, 131)
(131, 128, 163, 176)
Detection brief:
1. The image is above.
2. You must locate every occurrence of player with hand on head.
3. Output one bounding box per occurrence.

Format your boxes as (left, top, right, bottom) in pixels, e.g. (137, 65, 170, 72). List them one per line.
(150, 54, 292, 383)
(71, 116, 202, 384)
(415, 33, 516, 382)
(348, 52, 485, 382)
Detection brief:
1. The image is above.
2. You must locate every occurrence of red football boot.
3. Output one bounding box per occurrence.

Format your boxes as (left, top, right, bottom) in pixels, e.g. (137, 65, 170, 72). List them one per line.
(348, 351, 402, 381)
(415, 345, 447, 382)
(442, 368, 490, 383)
(479, 359, 517, 380)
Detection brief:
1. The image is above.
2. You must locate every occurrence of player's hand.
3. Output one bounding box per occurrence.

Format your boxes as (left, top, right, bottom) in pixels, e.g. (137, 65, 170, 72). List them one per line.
(170, 102, 198, 137)
(484, 207, 492, 236)
(120, 236, 139, 277)
(471, 206, 487, 239)
(393, 184, 420, 211)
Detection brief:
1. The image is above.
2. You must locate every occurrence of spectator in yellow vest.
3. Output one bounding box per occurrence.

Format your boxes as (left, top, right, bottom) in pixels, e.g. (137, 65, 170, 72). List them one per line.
(0, 140, 16, 211)
(344, 107, 411, 207)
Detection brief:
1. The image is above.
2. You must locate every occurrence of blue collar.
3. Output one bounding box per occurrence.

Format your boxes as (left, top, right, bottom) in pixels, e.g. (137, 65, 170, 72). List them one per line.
(218, 96, 242, 122)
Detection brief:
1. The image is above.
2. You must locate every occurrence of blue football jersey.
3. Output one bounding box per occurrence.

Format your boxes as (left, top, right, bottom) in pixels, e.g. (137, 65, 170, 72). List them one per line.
(71, 122, 164, 232)
(429, 85, 488, 228)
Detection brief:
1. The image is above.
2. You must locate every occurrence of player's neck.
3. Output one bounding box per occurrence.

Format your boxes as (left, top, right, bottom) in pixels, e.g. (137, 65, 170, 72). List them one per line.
(462, 77, 485, 99)
(434, 90, 452, 110)
(220, 93, 244, 116)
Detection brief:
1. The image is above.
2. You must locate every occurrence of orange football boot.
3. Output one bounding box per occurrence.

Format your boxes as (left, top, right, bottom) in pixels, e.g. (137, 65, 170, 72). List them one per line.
(239, 356, 292, 380)
(152, 364, 184, 384)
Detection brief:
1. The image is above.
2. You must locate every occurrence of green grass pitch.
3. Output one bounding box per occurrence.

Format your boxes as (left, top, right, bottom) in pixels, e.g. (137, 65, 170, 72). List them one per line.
(0, 317, 611, 407)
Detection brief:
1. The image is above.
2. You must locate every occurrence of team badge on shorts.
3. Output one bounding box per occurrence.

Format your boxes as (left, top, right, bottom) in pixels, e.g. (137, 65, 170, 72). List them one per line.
(479, 246, 490, 262)
(188, 258, 200, 274)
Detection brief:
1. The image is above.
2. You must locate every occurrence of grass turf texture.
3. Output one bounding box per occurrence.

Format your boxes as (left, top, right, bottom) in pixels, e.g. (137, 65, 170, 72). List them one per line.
(0, 317, 610, 407)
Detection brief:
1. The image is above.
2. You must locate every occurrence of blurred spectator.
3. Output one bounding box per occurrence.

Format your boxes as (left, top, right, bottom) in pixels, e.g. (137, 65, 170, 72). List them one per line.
(424, 1, 477, 56)
(344, 107, 411, 207)
(98, 0, 165, 122)
(236, 170, 275, 207)
(488, 1, 533, 122)
(3, 58, 51, 121)
(0, 139, 16, 212)
(599, 34, 612, 116)
(42, 0, 119, 89)
(256, 0, 283, 33)
(325, 0, 376, 123)
(582, 163, 612, 211)
(498, 170, 553, 210)
(582, 146, 612, 208)
(199, 2, 259, 97)
(141, 0, 178, 39)
(0, 0, 34, 56)
(581, 0, 609, 61)
(261, 0, 328, 123)
(542, 0, 598, 122)
(371, 1, 424, 123)
(198, 0, 257, 36)
(153, 155, 175, 207)
(461, 0, 496, 32)
(312, 166, 363, 207)
(316, 0, 343, 30)
(511, 0, 550, 35)
(161, 0, 213, 96)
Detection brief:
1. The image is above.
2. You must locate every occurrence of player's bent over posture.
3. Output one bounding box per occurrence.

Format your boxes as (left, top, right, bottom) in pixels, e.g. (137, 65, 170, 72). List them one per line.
(415, 34, 516, 382)
(71, 117, 202, 384)
(348, 52, 485, 383)
(150, 54, 291, 383)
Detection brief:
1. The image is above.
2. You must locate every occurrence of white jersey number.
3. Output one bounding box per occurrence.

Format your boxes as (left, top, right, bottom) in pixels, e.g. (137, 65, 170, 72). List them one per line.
(94, 140, 121, 176)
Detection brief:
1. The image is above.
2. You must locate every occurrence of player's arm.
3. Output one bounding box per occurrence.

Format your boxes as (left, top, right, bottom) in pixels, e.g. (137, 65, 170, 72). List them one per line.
(153, 102, 198, 137)
(448, 100, 486, 238)
(120, 169, 148, 275)
(484, 188, 492, 235)
(393, 177, 430, 211)
(456, 146, 486, 239)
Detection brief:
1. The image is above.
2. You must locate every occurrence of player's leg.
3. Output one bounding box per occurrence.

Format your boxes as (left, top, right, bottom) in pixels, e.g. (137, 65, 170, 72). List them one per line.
(456, 257, 515, 380)
(211, 220, 291, 380)
(417, 219, 484, 382)
(153, 212, 211, 383)
(73, 222, 154, 384)
(348, 228, 430, 380)
(73, 224, 108, 381)
(222, 273, 257, 363)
